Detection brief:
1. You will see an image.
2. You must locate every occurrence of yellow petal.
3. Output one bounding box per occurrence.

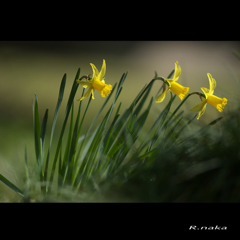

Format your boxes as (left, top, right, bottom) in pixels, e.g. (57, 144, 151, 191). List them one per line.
(191, 99, 208, 120)
(77, 87, 94, 101)
(155, 88, 169, 103)
(76, 80, 92, 88)
(196, 103, 207, 120)
(98, 59, 106, 80)
(207, 73, 216, 94)
(91, 88, 95, 99)
(201, 87, 210, 99)
(90, 63, 99, 79)
(173, 61, 181, 81)
(191, 99, 207, 112)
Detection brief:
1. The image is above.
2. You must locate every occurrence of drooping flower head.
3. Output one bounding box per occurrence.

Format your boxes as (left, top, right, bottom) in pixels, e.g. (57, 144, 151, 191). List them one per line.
(76, 59, 112, 101)
(156, 61, 189, 103)
(191, 73, 227, 119)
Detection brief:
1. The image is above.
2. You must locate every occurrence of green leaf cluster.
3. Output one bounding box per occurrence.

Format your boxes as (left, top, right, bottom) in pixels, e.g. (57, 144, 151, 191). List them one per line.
(0, 67, 226, 202)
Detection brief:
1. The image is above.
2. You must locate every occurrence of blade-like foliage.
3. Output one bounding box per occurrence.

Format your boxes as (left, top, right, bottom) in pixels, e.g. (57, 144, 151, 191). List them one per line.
(1, 63, 230, 202)
(0, 174, 23, 197)
(33, 94, 41, 165)
(48, 68, 80, 191)
(44, 73, 66, 183)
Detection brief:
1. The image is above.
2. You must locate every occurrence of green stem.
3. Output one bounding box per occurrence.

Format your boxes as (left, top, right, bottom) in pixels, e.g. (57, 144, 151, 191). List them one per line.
(166, 91, 205, 126)
(173, 93, 194, 114)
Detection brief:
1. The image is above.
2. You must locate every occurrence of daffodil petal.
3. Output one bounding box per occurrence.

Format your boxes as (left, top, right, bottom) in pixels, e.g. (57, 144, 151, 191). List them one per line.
(207, 73, 216, 94)
(196, 103, 207, 120)
(76, 80, 92, 88)
(173, 61, 181, 81)
(201, 87, 210, 99)
(191, 99, 208, 119)
(191, 99, 207, 112)
(155, 88, 169, 103)
(91, 88, 95, 99)
(77, 87, 94, 101)
(98, 59, 106, 80)
(90, 63, 99, 79)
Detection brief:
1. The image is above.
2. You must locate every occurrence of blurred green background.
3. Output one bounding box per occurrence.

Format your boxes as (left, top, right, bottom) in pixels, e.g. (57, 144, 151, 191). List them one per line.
(1, 41, 240, 201)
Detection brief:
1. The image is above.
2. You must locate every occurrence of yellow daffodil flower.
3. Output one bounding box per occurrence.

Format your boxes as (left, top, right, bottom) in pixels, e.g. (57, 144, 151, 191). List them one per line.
(76, 59, 112, 101)
(191, 73, 228, 120)
(156, 61, 189, 103)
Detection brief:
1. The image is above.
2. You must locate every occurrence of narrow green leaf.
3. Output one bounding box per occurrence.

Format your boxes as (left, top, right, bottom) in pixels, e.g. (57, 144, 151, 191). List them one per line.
(138, 94, 176, 153)
(58, 140, 63, 189)
(49, 74, 66, 145)
(164, 116, 183, 146)
(44, 73, 66, 183)
(174, 114, 197, 142)
(147, 93, 175, 150)
(73, 124, 101, 188)
(133, 80, 154, 117)
(163, 91, 193, 130)
(133, 97, 153, 136)
(105, 72, 167, 157)
(178, 117, 223, 146)
(111, 97, 154, 165)
(104, 107, 133, 155)
(104, 80, 152, 157)
(62, 103, 75, 185)
(74, 82, 118, 181)
(24, 145, 29, 182)
(72, 88, 85, 149)
(0, 174, 24, 197)
(74, 91, 120, 187)
(33, 94, 41, 165)
(65, 91, 86, 186)
(139, 148, 157, 160)
(167, 69, 175, 79)
(74, 94, 93, 166)
(102, 109, 121, 154)
(208, 117, 223, 126)
(166, 110, 184, 128)
(40, 109, 48, 151)
(48, 68, 80, 191)
(85, 83, 117, 135)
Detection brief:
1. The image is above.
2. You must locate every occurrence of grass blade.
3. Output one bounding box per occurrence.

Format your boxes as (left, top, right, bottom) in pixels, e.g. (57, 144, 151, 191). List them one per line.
(178, 117, 223, 146)
(40, 109, 48, 150)
(24, 145, 30, 183)
(0, 174, 24, 197)
(44, 73, 66, 184)
(72, 73, 127, 188)
(48, 68, 80, 191)
(62, 103, 74, 186)
(33, 94, 41, 165)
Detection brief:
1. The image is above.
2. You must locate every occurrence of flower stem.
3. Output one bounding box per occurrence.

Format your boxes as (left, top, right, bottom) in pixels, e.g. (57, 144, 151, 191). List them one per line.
(152, 76, 170, 87)
(166, 92, 204, 125)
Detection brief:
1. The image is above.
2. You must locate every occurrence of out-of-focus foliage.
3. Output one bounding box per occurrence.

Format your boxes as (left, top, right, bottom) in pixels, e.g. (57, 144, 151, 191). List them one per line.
(101, 107, 240, 202)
